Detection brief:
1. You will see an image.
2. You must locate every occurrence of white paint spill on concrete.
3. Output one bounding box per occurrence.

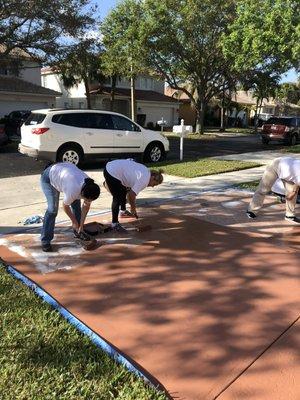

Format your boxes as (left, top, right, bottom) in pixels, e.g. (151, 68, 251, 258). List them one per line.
(8, 244, 28, 258)
(197, 208, 208, 215)
(104, 237, 144, 246)
(221, 201, 243, 208)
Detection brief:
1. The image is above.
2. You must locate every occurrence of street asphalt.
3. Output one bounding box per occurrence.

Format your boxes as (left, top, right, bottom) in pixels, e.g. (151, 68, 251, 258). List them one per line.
(0, 133, 286, 179)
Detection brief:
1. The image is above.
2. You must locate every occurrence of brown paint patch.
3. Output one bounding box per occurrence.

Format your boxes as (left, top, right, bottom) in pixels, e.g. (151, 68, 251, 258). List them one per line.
(1, 203, 299, 400)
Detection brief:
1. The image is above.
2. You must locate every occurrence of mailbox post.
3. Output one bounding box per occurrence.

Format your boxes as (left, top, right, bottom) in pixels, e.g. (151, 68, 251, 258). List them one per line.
(172, 119, 193, 161)
(157, 117, 167, 134)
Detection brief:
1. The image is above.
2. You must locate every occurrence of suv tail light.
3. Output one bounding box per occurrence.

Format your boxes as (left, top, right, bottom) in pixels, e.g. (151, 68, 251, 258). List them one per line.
(32, 127, 49, 135)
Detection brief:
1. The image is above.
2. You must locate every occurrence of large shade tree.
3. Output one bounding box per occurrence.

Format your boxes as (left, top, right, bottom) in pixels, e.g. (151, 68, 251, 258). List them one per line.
(223, 0, 300, 74)
(0, 0, 97, 62)
(141, 0, 238, 133)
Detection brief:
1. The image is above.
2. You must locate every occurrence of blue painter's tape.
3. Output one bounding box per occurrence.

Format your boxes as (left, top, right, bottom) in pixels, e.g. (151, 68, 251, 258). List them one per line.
(6, 264, 152, 386)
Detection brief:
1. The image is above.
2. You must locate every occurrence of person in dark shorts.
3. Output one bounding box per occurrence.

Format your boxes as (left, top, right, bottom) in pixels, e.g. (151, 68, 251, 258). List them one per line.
(103, 159, 164, 232)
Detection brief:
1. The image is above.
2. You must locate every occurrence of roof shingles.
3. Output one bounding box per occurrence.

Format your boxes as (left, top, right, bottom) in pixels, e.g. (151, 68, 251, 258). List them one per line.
(0, 75, 61, 96)
(90, 86, 178, 103)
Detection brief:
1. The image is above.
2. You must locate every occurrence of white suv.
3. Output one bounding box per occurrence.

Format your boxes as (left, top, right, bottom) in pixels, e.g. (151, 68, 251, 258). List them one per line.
(19, 109, 169, 165)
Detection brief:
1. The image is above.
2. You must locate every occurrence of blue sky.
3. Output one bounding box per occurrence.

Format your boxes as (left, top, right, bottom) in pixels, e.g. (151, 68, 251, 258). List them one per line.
(97, 0, 298, 83)
(97, 0, 119, 19)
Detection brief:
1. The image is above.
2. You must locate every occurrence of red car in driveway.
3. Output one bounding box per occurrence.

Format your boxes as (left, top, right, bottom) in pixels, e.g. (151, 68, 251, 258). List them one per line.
(261, 116, 300, 146)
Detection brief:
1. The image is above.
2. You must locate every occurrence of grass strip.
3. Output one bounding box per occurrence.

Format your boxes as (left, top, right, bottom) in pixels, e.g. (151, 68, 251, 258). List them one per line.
(149, 158, 261, 178)
(281, 144, 300, 153)
(234, 180, 260, 191)
(0, 263, 167, 400)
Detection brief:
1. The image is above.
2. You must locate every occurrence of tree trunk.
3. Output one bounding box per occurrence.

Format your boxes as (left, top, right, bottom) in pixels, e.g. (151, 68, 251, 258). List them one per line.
(195, 98, 205, 134)
(84, 78, 92, 109)
(254, 98, 263, 133)
(220, 106, 225, 131)
(254, 99, 259, 133)
(110, 75, 116, 111)
(219, 87, 226, 132)
(130, 75, 136, 122)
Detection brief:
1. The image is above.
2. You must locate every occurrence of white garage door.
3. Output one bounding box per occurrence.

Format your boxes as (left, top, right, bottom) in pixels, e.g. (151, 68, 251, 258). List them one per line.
(144, 106, 174, 127)
(0, 100, 49, 117)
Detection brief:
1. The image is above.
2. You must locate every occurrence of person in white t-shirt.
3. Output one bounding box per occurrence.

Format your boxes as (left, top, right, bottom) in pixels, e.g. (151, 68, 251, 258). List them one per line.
(271, 178, 300, 204)
(247, 157, 300, 223)
(40, 162, 100, 252)
(103, 159, 164, 232)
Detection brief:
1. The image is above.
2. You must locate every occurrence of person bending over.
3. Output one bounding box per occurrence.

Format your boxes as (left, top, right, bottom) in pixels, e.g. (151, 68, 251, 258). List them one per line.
(103, 159, 164, 232)
(247, 157, 300, 223)
(40, 162, 100, 251)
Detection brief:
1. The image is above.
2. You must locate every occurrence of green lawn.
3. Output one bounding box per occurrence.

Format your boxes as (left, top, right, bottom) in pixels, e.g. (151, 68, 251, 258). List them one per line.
(149, 158, 261, 178)
(234, 180, 260, 191)
(281, 144, 300, 153)
(163, 127, 254, 138)
(0, 264, 167, 400)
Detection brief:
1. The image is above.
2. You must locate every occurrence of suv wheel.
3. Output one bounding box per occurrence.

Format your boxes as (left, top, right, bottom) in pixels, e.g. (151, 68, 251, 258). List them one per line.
(289, 134, 298, 146)
(261, 137, 269, 145)
(144, 142, 165, 163)
(57, 144, 83, 166)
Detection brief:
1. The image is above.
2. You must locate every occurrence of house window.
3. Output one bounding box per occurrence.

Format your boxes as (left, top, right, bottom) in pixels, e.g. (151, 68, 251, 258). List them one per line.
(147, 78, 154, 90)
(78, 102, 84, 109)
(263, 106, 274, 114)
(64, 102, 69, 109)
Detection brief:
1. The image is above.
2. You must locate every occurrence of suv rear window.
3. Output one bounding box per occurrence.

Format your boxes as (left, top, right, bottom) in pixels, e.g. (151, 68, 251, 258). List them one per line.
(25, 113, 46, 125)
(265, 117, 293, 126)
(52, 113, 89, 128)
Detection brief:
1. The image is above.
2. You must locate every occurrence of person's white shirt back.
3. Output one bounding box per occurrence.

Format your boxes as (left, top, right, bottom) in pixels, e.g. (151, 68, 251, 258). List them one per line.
(277, 157, 300, 185)
(49, 162, 88, 205)
(106, 159, 151, 195)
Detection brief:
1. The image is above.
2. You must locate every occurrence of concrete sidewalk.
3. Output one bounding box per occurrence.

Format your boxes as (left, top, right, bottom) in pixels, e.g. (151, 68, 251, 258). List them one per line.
(0, 166, 264, 234)
(0, 150, 298, 234)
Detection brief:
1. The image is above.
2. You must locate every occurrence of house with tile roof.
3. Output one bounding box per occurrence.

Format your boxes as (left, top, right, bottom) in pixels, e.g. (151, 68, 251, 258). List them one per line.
(41, 68, 179, 128)
(0, 46, 61, 117)
(165, 86, 300, 128)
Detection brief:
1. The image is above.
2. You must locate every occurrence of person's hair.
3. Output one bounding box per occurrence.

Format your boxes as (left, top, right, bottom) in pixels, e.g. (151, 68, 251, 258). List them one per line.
(81, 178, 100, 200)
(150, 169, 164, 185)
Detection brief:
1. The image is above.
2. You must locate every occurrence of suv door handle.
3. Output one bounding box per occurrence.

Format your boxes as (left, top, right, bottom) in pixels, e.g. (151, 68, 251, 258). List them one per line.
(85, 131, 93, 136)
(116, 133, 123, 137)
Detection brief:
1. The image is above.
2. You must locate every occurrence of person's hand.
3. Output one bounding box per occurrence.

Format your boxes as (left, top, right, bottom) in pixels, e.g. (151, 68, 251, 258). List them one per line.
(132, 211, 138, 219)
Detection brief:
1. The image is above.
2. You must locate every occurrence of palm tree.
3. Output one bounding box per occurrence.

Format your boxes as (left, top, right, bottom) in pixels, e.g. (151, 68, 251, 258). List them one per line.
(58, 40, 105, 109)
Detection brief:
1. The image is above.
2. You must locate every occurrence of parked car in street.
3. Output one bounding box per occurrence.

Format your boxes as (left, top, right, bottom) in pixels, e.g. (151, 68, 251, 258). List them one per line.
(261, 116, 300, 145)
(4, 110, 31, 139)
(19, 109, 169, 165)
(0, 123, 9, 147)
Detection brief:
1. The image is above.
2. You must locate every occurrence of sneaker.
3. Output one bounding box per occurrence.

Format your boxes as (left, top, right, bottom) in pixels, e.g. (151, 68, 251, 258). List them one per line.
(285, 216, 300, 224)
(41, 243, 53, 252)
(120, 210, 134, 219)
(112, 223, 128, 233)
(246, 210, 257, 219)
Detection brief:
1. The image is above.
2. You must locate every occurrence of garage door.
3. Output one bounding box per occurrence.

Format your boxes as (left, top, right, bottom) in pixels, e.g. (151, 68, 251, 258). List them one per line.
(0, 100, 49, 117)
